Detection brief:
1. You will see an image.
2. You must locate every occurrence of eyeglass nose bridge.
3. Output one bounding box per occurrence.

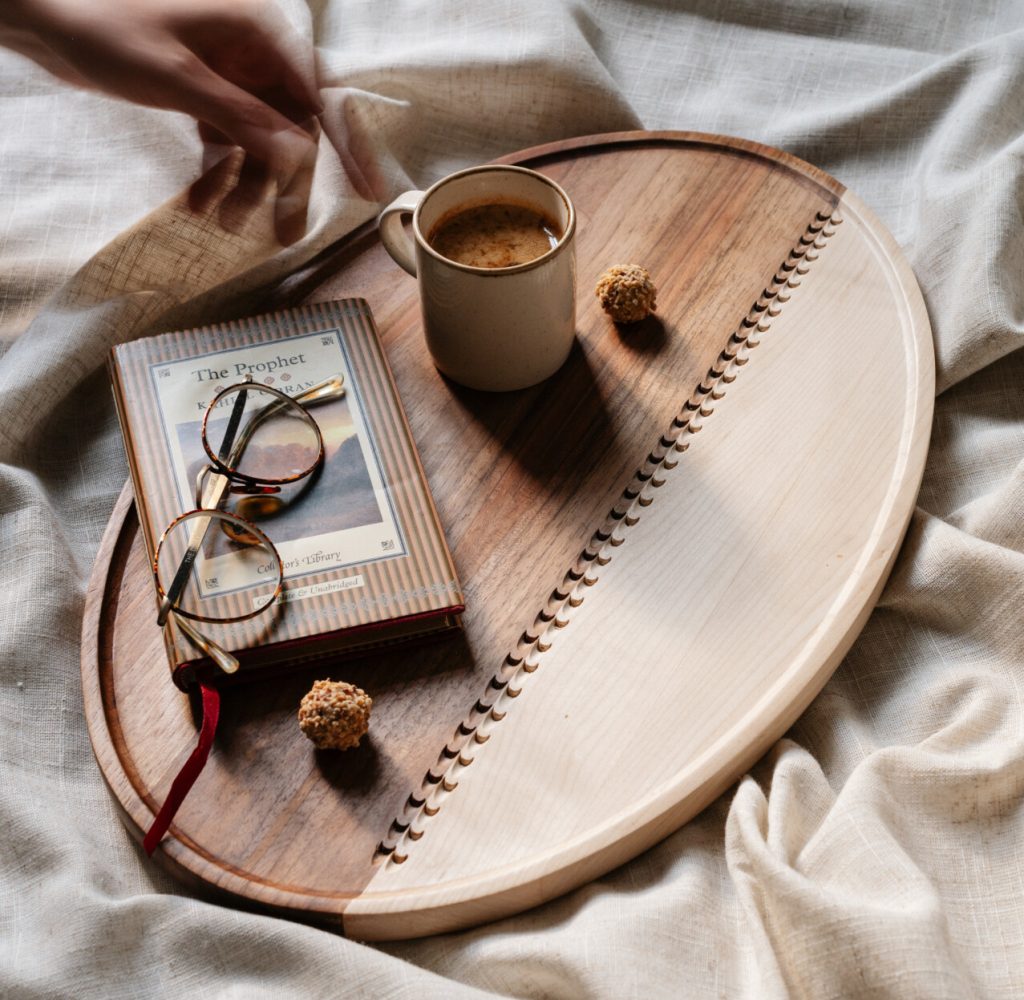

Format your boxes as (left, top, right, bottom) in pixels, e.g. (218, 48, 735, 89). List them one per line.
(194, 464, 282, 508)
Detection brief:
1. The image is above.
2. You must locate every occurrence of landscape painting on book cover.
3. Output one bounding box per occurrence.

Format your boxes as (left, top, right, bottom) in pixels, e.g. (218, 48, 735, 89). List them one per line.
(176, 393, 385, 544)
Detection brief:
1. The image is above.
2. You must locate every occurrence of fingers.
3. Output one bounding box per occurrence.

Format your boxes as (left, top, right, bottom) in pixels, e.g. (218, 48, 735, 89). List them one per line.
(320, 96, 388, 203)
(165, 52, 310, 170)
(187, 122, 236, 214)
(232, 27, 322, 121)
(179, 4, 322, 119)
(218, 147, 270, 235)
(271, 115, 318, 245)
(275, 55, 323, 120)
(189, 120, 269, 225)
(164, 53, 319, 243)
(192, 19, 322, 244)
(188, 116, 317, 246)
(12, 0, 329, 244)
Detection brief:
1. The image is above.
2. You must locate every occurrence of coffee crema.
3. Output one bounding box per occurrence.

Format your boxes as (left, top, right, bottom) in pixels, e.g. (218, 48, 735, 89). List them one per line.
(427, 202, 562, 269)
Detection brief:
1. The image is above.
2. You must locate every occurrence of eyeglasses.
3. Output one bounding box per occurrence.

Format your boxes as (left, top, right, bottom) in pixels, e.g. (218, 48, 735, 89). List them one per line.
(152, 373, 346, 673)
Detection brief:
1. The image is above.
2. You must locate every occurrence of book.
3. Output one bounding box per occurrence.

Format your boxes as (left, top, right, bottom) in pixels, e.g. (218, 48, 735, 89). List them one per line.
(110, 298, 464, 690)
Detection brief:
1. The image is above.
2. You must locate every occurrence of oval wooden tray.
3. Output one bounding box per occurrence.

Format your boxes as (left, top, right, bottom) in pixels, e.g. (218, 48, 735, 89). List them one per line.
(81, 131, 934, 940)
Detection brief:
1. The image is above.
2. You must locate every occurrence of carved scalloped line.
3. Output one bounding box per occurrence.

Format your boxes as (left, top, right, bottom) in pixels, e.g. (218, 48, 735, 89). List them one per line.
(375, 208, 844, 864)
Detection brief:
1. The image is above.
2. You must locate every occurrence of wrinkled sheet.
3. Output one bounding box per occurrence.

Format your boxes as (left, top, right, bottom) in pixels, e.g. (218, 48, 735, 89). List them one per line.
(2, 2, 1023, 997)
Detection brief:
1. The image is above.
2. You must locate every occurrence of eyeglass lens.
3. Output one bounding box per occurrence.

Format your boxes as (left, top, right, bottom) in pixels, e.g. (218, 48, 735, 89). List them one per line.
(204, 384, 321, 482)
(156, 509, 282, 621)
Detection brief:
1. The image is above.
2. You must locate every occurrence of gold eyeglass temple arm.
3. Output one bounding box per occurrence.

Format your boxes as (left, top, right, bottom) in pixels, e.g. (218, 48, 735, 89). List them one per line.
(173, 613, 240, 674)
(295, 373, 346, 405)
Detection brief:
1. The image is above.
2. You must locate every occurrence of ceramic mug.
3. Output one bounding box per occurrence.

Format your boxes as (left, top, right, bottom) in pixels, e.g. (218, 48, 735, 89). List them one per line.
(377, 165, 577, 392)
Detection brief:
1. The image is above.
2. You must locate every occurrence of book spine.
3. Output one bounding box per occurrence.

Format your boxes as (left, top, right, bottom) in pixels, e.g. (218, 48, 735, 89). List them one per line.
(110, 348, 184, 679)
(110, 355, 155, 562)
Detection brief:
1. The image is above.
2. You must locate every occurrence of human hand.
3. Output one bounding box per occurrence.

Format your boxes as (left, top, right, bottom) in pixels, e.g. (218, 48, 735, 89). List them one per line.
(2, 0, 324, 244)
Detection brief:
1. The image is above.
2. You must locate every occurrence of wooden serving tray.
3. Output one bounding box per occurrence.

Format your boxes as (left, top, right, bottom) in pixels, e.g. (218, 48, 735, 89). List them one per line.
(81, 132, 934, 940)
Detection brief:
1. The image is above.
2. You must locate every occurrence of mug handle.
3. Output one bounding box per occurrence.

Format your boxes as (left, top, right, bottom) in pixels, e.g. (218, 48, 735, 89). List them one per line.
(377, 190, 424, 277)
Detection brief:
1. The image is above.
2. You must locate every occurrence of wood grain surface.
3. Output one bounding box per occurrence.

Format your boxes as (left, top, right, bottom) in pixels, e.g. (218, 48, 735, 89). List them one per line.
(80, 131, 933, 939)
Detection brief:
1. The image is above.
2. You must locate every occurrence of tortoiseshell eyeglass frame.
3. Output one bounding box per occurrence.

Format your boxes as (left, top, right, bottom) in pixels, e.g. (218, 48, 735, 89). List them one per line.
(151, 373, 346, 674)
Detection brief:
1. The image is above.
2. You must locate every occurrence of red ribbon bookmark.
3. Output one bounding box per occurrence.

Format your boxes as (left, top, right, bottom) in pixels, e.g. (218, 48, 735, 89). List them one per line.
(143, 682, 221, 856)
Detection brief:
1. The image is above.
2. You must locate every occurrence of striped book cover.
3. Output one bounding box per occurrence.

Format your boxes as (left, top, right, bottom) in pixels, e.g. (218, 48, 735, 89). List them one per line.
(110, 299, 464, 689)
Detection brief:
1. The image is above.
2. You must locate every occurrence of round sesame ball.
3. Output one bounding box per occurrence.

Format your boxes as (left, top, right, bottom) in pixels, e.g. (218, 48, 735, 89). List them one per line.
(298, 679, 372, 750)
(595, 264, 657, 324)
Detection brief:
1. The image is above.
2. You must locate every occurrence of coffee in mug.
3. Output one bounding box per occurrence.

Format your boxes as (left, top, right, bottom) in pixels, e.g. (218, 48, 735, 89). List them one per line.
(427, 202, 563, 269)
(377, 165, 577, 392)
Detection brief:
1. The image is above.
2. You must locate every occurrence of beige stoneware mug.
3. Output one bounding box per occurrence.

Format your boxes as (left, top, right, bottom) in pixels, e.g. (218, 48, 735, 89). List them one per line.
(377, 165, 577, 392)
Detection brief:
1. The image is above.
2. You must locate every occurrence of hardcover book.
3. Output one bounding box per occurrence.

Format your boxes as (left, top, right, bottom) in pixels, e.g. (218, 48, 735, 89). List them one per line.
(110, 298, 464, 690)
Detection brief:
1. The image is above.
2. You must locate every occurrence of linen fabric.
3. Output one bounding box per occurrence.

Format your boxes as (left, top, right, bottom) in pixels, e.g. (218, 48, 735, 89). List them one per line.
(1, 2, 1023, 997)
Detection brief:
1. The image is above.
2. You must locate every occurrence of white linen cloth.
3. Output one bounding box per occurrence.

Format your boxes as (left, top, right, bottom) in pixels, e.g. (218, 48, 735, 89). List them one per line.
(2, 1, 1023, 997)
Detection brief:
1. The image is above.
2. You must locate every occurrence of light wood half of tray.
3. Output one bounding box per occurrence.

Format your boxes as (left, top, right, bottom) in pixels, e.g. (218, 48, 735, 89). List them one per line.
(81, 131, 934, 940)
